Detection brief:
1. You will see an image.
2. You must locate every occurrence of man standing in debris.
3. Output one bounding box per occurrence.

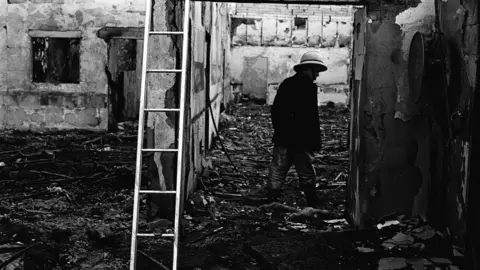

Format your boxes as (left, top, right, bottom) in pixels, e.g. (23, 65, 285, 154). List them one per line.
(267, 51, 327, 207)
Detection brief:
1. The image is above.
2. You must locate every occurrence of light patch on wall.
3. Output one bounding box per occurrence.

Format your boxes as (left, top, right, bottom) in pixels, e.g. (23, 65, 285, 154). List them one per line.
(395, 0, 435, 60)
(246, 18, 262, 46)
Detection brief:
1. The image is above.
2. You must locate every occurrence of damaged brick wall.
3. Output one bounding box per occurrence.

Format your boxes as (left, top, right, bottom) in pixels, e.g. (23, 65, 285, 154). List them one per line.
(0, 0, 145, 130)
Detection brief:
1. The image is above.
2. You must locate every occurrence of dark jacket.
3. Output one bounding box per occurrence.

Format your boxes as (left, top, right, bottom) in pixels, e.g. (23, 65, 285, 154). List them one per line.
(271, 73, 322, 151)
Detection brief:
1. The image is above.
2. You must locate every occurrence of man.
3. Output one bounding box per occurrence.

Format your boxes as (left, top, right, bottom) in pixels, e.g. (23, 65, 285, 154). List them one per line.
(267, 51, 327, 207)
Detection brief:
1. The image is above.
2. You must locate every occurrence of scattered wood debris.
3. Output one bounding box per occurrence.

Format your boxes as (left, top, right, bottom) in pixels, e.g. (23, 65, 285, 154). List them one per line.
(0, 101, 467, 269)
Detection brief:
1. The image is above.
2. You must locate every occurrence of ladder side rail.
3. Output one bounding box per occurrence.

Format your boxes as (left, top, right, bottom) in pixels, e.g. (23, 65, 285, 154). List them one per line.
(172, 1, 191, 269)
(129, 0, 154, 268)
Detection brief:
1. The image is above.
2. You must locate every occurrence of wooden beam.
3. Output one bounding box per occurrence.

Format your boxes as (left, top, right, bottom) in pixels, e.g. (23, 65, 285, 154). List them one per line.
(192, 0, 365, 5)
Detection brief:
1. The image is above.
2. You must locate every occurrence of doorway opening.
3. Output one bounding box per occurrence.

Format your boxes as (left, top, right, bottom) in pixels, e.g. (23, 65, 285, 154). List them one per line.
(98, 27, 144, 131)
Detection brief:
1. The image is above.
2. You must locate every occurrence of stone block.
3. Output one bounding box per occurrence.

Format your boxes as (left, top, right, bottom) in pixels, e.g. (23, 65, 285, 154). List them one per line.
(6, 108, 27, 127)
(64, 112, 78, 125)
(45, 106, 64, 124)
(30, 113, 45, 123)
(40, 94, 49, 106)
(78, 108, 99, 126)
(87, 95, 106, 108)
(308, 35, 322, 47)
(19, 94, 38, 108)
(0, 107, 6, 124)
(62, 96, 76, 109)
(48, 95, 62, 107)
(0, 95, 18, 106)
(338, 34, 351, 47)
(76, 95, 87, 108)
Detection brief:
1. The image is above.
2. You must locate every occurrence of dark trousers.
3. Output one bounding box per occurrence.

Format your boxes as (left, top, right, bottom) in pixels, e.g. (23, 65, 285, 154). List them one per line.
(267, 145, 316, 190)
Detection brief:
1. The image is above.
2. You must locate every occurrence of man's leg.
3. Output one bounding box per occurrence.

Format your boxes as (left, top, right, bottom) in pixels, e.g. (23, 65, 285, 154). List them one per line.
(267, 146, 293, 200)
(293, 149, 320, 207)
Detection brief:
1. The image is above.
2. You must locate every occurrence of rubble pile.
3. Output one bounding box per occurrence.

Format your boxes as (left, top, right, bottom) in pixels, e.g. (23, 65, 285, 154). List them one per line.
(0, 102, 466, 269)
(0, 124, 140, 269)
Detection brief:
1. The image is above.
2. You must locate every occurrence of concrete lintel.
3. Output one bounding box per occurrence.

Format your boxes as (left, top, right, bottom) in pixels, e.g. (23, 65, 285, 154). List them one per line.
(97, 27, 144, 42)
(28, 30, 82, 38)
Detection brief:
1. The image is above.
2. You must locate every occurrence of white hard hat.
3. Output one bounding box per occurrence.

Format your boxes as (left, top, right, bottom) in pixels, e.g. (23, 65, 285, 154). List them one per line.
(294, 51, 328, 72)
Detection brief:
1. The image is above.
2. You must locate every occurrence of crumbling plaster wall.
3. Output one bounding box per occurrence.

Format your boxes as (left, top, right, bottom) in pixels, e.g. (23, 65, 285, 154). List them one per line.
(0, 0, 145, 130)
(355, 0, 479, 250)
(147, 1, 231, 217)
(230, 3, 353, 102)
(207, 3, 230, 150)
(186, 2, 230, 196)
(352, 0, 436, 226)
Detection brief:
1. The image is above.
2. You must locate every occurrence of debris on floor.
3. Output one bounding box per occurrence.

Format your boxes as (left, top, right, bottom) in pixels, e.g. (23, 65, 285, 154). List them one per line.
(0, 126, 139, 269)
(0, 102, 467, 269)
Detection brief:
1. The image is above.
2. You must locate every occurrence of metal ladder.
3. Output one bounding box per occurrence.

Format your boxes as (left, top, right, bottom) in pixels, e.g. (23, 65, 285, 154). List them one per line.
(129, 0, 191, 269)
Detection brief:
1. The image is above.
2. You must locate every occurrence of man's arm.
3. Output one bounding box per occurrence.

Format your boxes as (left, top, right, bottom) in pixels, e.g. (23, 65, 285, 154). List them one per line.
(271, 80, 292, 133)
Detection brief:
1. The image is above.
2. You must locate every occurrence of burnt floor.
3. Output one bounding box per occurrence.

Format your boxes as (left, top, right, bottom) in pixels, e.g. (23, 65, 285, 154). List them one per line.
(0, 102, 467, 270)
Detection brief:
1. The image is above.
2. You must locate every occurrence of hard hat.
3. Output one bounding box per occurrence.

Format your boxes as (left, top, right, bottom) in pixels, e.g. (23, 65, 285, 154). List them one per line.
(293, 51, 328, 72)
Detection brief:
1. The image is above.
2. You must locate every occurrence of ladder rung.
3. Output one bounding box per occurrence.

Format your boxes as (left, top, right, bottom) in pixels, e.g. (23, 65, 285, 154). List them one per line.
(139, 190, 176, 194)
(147, 69, 182, 73)
(142, 148, 178, 152)
(149, 31, 184, 35)
(145, 108, 181, 112)
(137, 233, 175, 237)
